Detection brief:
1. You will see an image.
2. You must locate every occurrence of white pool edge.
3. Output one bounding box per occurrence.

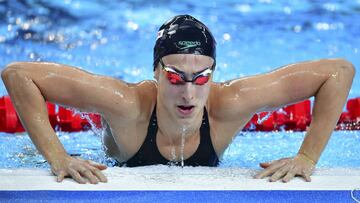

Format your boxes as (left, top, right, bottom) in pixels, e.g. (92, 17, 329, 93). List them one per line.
(1, 167, 360, 191)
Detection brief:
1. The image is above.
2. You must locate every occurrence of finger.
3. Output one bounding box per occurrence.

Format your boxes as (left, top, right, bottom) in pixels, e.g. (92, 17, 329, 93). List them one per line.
(270, 165, 290, 182)
(255, 161, 286, 179)
(302, 171, 312, 182)
(259, 162, 270, 169)
(87, 160, 107, 170)
(80, 168, 100, 184)
(57, 171, 66, 183)
(95, 164, 107, 170)
(89, 167, 108, 183)
(259, 159, 279, 169)
(68, 168, 86, 184)
(282, 170, 296, 183)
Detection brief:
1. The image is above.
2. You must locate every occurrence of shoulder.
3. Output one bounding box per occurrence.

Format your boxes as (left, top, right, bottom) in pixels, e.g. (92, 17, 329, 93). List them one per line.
(208, 80, 255, 121)
(99, 79, 157, 120)
(135, 80, 157, 102)
(134, 80, 158, 120)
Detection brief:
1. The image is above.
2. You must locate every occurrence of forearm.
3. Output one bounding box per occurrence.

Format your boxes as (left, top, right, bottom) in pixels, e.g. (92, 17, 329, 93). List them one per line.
(298, 61, 355, 163)
(1, 65, 68, 165)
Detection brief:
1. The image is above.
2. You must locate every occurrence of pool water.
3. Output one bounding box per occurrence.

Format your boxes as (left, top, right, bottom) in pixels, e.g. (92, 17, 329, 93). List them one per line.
(0, 130, 359, 168)
(0, 1, 359, 169)
(0, 1, 359, 93)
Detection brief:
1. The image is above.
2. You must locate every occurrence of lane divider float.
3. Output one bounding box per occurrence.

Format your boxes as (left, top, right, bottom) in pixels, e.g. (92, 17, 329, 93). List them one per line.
(0, 96, 359, 133)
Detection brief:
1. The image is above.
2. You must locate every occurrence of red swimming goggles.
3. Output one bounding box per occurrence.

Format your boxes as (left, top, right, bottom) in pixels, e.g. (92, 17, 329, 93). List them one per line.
(160, 59, 214, 85)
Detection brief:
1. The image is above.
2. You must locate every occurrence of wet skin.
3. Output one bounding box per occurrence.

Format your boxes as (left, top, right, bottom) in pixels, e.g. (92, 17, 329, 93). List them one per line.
(1, 54, 355, 184)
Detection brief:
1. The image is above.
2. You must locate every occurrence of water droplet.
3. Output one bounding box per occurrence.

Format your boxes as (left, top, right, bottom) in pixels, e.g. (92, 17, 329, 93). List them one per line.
(294, 25, 302, 33)
(0, 36, 5, 43)
(127, 21, 139, 30)
(223, 33, 231, 41)
(256, 112, 272, 124)
(283, 6, 292, 14)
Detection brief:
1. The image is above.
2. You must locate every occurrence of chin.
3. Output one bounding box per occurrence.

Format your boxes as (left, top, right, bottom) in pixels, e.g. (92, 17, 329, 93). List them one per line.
(176, 117, 194, 127)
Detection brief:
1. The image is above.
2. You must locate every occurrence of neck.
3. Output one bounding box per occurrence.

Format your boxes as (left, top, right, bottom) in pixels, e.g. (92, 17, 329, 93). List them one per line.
(156, 101, 203, 145)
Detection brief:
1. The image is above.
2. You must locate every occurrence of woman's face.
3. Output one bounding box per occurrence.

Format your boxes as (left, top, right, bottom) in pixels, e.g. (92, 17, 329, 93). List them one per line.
(155, 54, 214, 124)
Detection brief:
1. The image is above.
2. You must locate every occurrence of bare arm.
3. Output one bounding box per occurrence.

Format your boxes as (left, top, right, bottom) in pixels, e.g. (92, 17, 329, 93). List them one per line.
(297, 60, 355, 163)
(1, 61, 139, 183)
(217, 58, 355, 182)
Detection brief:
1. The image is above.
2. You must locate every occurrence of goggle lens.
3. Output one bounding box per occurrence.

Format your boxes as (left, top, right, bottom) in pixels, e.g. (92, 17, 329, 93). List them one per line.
(193, 75, 210, 85)
(161, 59, 213, 86)
(166, 72, 185, 85)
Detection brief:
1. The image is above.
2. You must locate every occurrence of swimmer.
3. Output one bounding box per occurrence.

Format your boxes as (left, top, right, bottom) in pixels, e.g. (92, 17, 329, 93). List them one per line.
(1, 15, 355, 184)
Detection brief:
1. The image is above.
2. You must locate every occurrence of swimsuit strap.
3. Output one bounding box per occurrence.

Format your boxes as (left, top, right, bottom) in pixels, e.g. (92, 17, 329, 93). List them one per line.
(119, 104, 219, 167)
(184, 107, 219, 166)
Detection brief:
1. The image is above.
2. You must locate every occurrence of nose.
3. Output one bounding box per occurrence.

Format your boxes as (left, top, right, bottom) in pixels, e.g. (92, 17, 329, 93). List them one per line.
(181, 82, 195, 102)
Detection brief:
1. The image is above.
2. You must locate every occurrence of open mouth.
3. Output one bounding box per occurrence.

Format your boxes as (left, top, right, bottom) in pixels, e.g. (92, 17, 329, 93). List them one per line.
(178, 105, 194, 110)
(177, 105, 195, 116)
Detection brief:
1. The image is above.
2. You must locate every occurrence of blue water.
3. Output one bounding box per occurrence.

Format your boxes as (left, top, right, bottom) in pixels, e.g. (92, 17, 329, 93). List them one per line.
(0, 130, 359, 168)
(0, 0, 359, 95)
(0, 1, 359, 168)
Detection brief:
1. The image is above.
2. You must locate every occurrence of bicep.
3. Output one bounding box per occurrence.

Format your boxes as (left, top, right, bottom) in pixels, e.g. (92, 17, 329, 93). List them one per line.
(245, 61, 329, 111)
(218, 59, 342, 118)
(5, 62, 138, 116)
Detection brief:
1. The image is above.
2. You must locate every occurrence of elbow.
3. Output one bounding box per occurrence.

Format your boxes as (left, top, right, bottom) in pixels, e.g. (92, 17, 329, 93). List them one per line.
(1, 62, 26, 84)
(318, 58, 355, 81)
(332, 58, 356, 78)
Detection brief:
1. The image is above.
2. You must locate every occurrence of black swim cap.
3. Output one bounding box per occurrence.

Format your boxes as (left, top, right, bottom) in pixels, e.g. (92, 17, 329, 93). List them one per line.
(153, 14, 216, 71)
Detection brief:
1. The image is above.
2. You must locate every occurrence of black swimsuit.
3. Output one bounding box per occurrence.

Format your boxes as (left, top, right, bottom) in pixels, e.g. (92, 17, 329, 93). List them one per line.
(116, 105, 219, 167)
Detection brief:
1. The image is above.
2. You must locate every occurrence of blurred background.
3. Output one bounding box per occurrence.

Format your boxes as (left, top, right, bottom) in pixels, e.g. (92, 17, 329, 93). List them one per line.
(0, 0, 359, 97)
(0, 0, 359, 168)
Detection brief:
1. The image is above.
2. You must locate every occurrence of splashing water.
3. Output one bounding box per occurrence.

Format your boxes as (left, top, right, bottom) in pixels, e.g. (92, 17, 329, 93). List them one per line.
(171, 147, 176, 162)
(67, 108, 110, 159)
(180, 126, 186, 167)
(70, 108, 103, 137)
(80, 113, 103, 136)
(256, 112, 272, 124)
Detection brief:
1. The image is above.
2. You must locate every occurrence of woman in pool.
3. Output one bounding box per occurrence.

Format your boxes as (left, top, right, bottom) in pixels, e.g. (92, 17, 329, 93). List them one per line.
(1, 15, 355, 184)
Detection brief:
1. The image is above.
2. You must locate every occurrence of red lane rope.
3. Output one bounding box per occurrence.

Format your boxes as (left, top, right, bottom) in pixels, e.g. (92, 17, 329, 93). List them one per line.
(0, 96, 359, 133)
